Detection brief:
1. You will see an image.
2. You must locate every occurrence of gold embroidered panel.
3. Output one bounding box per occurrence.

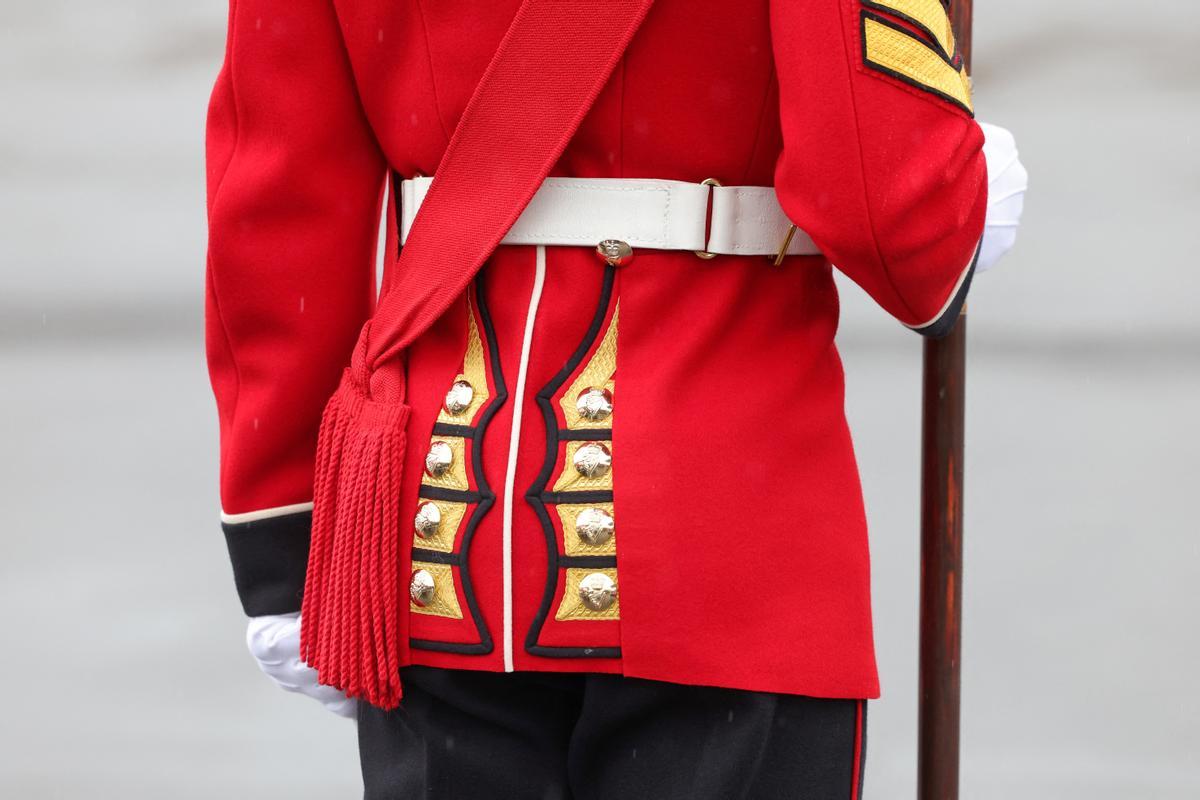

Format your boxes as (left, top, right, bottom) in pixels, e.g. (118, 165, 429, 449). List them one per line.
(551, 440, 614, 493)
(557, 502, 617, 557)
(555, 568, 620, 622)
(412, 499, 468, 553)
(863, 0, 956, 58)
(862, 14, 972, 113)
(560, 305, 618, 430)
(436, 295, 491, 426)
(420, 435, 469, 491)
(409, 561, 464, 619)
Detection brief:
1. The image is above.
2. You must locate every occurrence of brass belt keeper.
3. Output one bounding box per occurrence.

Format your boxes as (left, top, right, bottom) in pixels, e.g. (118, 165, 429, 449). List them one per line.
(773, 225, 799, 266)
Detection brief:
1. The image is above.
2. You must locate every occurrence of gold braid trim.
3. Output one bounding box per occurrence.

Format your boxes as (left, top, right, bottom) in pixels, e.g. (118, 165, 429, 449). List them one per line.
(555, 568, 620, 621)
(420, 435, 469, 491)
(436, 294, 490, 425)
(557, 502, 617, 557)
(410, 561, 464, 619)
(560, 305, 618, 430)
(412, 500, 467, 553)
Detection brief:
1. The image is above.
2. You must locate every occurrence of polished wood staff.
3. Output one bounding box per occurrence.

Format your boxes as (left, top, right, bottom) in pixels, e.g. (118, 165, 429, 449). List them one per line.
(917, 2, 974, 798)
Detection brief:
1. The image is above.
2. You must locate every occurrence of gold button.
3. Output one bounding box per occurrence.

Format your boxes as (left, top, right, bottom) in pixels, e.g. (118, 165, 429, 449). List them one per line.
(576, 387, 613, 422)
(443, 380, 475, 416)
(575, 507, 615, 546)
(414, 502, 442, 539)
(595, 239, 634, 267)
(424, 441, 454, 478)
(572, 442, 611, 478)
(409, 569, 436, 607)
(578, 572, 617, 611)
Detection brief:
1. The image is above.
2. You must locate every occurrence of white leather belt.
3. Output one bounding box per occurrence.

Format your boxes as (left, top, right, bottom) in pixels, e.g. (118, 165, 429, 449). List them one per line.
(398, 177, 821, 258)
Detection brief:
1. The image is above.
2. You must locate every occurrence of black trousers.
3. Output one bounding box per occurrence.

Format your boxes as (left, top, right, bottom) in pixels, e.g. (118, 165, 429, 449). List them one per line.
(358, 666, 867, 800)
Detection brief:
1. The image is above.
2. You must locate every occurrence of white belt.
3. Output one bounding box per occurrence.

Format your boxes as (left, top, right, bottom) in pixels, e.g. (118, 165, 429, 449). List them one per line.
(398, 177, 821, 258)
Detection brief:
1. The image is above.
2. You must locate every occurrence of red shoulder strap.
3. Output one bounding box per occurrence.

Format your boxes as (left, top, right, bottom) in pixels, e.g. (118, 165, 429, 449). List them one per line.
(362, 0, 656, 375)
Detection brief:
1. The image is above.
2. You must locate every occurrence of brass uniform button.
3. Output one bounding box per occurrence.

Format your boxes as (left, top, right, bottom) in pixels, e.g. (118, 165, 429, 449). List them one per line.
(578, 572, 618, 611)
(572, 442, 612, 478)
(443, 380, 475, 416)
(414, 501, 442, 539)
(424, 441, 454, 478)
(595, 239, 634, 267)
(575, 507, 615, 546)
(409, 569, 436, 607)
(576, 387, 613, 422)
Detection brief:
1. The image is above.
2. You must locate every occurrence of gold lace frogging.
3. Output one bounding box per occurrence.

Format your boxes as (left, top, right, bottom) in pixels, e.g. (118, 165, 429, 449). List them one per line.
(410, 561, 464, 619)
(560, 305, 618, 430)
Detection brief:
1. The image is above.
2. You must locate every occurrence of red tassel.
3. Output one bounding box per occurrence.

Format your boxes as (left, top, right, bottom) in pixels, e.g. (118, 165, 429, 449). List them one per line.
(301, 365, 409, 709)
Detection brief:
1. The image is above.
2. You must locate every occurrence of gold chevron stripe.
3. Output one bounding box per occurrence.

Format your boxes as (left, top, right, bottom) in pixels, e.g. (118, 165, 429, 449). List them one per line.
(863, 0, 957, 59)
(863, 15, 972, 113)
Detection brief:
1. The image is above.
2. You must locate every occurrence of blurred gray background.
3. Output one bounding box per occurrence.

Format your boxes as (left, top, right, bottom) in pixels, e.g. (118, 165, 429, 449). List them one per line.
(1, 1, 1197, 798)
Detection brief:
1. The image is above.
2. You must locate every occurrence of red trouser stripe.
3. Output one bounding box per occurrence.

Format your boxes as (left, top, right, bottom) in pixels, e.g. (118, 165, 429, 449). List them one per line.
(850, 700, 866, 800)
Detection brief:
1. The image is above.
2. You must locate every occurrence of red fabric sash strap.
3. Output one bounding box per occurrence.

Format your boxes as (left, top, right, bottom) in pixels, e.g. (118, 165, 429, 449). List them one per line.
(300, 0, 657, 710)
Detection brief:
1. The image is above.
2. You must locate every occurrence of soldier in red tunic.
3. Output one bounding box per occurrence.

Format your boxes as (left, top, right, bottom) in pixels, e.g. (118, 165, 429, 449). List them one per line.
(207, 0, 1027, 796)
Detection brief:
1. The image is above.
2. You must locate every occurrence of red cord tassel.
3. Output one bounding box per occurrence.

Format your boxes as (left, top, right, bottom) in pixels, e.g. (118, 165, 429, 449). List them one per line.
(300, 360, 409, 710)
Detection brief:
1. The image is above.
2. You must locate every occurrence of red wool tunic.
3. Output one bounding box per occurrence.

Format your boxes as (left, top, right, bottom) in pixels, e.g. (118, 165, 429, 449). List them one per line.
(207, 0, 986, 701)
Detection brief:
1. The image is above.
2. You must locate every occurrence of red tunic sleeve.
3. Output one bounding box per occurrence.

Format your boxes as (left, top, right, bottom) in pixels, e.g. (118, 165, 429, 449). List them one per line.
(770, 0, 987, 335)
(205, 0, 386, 613)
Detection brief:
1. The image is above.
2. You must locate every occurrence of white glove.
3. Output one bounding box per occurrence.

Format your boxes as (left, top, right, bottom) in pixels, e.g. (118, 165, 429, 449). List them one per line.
(246, 612, 357, 719)
(976, 121, 1028, 273)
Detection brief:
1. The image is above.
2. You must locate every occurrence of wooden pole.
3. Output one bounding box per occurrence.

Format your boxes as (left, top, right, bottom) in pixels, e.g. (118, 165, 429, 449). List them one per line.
(917, 3, 972, 799)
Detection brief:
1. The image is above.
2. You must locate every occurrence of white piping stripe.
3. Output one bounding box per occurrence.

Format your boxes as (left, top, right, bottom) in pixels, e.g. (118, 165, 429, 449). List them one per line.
(501, 245, 547, 672)
(220, 501, 314, 525)
(906, 237, 981, 331)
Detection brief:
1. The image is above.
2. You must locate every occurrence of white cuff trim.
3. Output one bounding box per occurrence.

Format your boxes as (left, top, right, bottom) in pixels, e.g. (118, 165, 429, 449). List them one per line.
(220, 501, 314, 525)
(904, 237, 981, 332)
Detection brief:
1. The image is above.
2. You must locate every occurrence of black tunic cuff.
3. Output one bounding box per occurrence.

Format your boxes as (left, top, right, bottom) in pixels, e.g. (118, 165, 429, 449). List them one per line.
(222, 509, 312, 616)
(909, 237, 981, 339)
(917, 263, 975, 339)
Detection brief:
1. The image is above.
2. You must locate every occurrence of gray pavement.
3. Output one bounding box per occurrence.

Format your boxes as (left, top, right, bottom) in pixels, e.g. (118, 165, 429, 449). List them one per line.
(1, 1, 1197, 797)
